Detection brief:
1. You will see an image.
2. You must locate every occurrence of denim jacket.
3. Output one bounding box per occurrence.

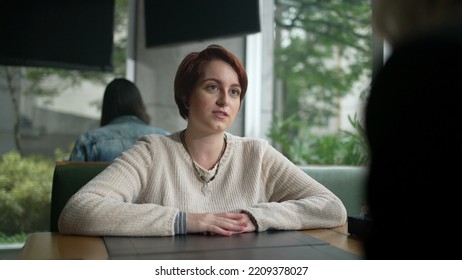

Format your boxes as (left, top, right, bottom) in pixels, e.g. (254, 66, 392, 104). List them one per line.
(68, 115, 170, 162)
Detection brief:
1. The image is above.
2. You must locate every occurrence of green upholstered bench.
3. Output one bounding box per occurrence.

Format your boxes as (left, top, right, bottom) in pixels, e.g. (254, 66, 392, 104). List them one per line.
(50, 162, 368, 232)
(50, 162, 110, 232)
(300, 165, 368, 216)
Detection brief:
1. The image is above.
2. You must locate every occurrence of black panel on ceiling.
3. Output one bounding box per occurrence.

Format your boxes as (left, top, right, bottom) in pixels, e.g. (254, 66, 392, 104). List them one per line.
(144, 0, 261, 47)
(0, 0, 115, 71)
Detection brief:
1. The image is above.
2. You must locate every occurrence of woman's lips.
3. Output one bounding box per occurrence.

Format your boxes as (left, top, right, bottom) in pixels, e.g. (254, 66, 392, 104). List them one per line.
(212, 110, 229, 119)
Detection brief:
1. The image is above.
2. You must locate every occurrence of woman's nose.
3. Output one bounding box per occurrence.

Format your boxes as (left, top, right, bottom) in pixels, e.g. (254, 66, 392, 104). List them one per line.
(217, 91, 228, 106)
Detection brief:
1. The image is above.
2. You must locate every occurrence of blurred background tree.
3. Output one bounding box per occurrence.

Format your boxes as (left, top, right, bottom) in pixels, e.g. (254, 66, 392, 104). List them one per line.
(0, 151, 54, 235)
(271, 0, 372, 165)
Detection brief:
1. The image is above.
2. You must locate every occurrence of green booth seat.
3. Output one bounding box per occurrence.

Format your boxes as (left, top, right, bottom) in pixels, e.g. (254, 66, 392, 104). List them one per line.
(300, 165, 368, 217)
(50, 162, 110, 232)
(50, 162, 368, 232)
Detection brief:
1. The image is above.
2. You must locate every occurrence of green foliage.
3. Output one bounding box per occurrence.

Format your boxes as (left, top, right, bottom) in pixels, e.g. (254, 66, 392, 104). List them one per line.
(54, 144, 74, 162)
(343, 113, 369, 164)
(274, 0, 372, 126)
(0, 151, 54, 235)
(0, 232, 28, 244)
(268, 113, 368, 166)
(271, 0, 371, 165)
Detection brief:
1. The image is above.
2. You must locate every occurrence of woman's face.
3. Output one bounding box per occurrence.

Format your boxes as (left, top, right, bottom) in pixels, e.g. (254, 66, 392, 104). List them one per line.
(188, 59, 242, 134)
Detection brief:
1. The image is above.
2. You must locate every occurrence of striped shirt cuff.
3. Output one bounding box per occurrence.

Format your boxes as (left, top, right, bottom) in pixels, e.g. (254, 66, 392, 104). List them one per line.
(241, 210, 259, 231)
(174, 211, 187, 235)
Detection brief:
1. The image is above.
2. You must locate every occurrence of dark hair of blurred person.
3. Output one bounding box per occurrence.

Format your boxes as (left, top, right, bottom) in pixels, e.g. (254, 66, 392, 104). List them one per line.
(100, 78, 151, 126)
(364, 0, 462, 259)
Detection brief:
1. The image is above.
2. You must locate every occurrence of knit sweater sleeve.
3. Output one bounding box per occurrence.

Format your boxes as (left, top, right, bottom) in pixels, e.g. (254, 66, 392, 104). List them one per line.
(241, 144, 347, 231)
(58, 136, 179, 236)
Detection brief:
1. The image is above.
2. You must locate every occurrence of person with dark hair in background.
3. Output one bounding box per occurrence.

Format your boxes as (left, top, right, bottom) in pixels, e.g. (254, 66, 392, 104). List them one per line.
(364, 0, 462, 259)
(68, 78, 170, 162)
(59, 44, 347, 237)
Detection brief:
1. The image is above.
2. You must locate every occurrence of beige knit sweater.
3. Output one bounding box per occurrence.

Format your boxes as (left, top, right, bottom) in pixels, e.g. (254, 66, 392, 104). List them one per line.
(59, 131, 347, 236)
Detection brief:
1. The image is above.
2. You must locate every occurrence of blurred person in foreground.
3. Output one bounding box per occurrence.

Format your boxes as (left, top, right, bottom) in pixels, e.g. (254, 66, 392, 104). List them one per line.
(364, 0, 462, 259)
(68, 78, 170, 162)
(59, 44, 347, 237)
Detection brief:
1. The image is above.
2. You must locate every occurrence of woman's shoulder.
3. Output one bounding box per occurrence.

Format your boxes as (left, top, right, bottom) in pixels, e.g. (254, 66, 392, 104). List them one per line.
(224, 133, 276, 159)
(140, 131, 178, 142)
(225, 132, 269, 147)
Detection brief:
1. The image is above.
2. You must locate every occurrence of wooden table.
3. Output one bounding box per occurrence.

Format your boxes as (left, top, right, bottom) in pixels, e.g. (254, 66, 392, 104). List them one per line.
(18, 223, 363, 260)
(17, 232, 108, 260)
(303, 223, 364, 257)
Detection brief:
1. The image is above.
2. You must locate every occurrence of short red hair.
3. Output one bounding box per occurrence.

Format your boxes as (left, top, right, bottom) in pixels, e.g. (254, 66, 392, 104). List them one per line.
(174, 44, 248, 120)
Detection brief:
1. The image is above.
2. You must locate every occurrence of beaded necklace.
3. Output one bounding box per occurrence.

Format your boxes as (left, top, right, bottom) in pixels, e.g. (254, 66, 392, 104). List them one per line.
(180, 130, 227, 183)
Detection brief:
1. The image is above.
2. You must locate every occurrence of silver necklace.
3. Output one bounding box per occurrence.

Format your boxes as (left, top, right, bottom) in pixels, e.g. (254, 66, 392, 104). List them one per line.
(180, 130, 227, 183)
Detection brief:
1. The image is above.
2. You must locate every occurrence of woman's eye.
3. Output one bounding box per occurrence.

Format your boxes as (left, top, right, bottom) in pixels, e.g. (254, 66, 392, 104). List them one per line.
(231, 88, 241, 96)
(206, 84, 219, 92)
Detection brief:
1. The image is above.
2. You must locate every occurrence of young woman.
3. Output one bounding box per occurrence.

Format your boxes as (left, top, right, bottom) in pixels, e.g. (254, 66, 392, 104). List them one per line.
(59, 45, 347, 236)
(69, 78, 169, 162)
